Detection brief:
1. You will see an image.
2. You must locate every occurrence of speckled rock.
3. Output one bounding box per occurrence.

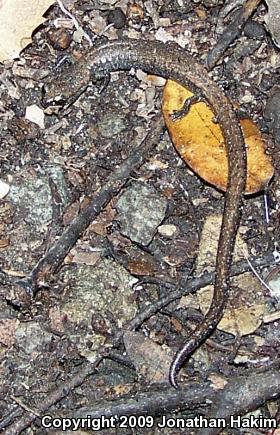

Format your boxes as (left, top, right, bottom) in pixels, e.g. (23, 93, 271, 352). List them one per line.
(264, 86, 280, 144)
(61, 259, 137, 326)
(4, 165, 70, 270)
(264, 0, 280, 48)
(97, 112, 127, 138)
(60, 259, 138, 358)
(116, 181, 167, 246)
(15, 322, 52, 355)
(8, 165, 69, 226)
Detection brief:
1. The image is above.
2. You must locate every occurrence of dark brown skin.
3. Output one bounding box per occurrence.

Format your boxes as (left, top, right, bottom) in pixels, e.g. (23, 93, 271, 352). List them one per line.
(45, 38, 247, 388)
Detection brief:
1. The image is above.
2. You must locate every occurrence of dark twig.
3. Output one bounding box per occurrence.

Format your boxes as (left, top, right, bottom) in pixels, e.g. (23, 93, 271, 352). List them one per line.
(0, 270, 15, 287)
(1, 359, 102, 435)
(2, 252, 275, 434)
(74, 382, 211, 420)
(0, 408, 23, 432)
(18, 115, 165, 295)
(66, 364, 280, 433)
(44, 176, 64, 250)
(198, 363, 280, 435)
(207, 0, 262, 70)
(128, 252, 275, 331)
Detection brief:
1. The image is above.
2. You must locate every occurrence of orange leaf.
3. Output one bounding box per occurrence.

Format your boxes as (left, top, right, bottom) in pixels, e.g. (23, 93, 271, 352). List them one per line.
(162, 80, 274, 194)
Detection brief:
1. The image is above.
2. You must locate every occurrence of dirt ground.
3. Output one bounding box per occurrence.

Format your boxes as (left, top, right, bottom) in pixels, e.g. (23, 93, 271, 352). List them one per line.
(0, 1, 280, 434)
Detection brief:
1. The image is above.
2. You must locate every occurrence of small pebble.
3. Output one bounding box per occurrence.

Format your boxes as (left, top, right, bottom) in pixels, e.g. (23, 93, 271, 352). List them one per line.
(158, 224, 177, 237)
(48, 28, 72, 50)
(0, 179, 10, 199)
(107, 7, 126, 29)
(244, 20, 267, 40)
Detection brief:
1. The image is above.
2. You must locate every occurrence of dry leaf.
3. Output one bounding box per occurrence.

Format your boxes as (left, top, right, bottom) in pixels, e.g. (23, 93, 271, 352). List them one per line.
(127, 256, 155, 276)
(123, 331, 172, 383)
(208, 374, 228, 390)
(196, 271, 266, 337)
(197, 285, 265, 337)
(193, 216, 269, 336)
(66, 248, 101, 266)
(180, 267, 268, 338)
(0, 0, 55, 62)
(162, 80, 274, 194)
(0, 239, 9, 248)
(196, 215, 248, 274)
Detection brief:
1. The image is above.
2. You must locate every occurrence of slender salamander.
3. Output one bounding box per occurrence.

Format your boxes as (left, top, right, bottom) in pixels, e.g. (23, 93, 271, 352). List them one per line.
(44, 38, 247, 388)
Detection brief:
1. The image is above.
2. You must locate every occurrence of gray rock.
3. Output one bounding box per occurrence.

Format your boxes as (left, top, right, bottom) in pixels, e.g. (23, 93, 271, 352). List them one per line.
(4, 165, 70, 270)
(8, 165, 70, 226)
(97, 112, 127, 138)
(15, 322, 52, 355)
(264, 86, 280, 144)
(61, 259, 137, 326)
(116, 182, 167, 246)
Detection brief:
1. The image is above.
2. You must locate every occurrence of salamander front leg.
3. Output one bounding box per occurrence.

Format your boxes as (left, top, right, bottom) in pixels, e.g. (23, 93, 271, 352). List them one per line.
(170, 93, 201, 121)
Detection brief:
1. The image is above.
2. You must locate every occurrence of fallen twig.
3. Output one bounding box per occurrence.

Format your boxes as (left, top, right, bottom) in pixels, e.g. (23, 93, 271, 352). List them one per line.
(2, 251, 275, 434)
(68, 364, 280, 435)
(18, 115, 165, 295)
(207, 0, 262, 69)
(1, 358, 101, 435)
(128, 252, 275, 331)
(199, 362, 280, 435)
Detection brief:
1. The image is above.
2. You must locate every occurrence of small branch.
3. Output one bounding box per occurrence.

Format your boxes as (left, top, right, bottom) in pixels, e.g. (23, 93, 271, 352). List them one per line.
(56, 0, 92, 46)
(1, 359, 101, 435)
(207, 0, 262, 69)
(198, 363, 280, 435)
(73, 383, 211, 420)
(128, 252, 275, 331)
(18, 116, 165, 295)
(2, 252, 276, 434)
(66, 364, 280, 433)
